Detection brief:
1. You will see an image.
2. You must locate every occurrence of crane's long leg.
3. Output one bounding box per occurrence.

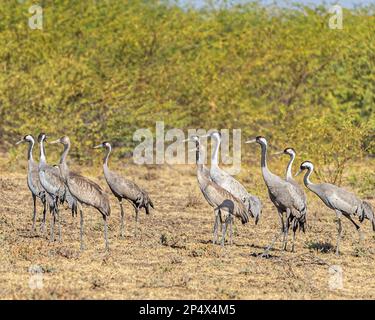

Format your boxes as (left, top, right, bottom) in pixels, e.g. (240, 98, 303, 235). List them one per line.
(347, 215, 363, 244)
(335, 211, 343, 256)
(261, 210, 284, 257)
(282, 210, 291, 251)
(32, 194, 37, 232)
(229, 215, 233, 245)
(291, 221, 298, 253)
(40, 199, 47, 234)
(50, 204, 56, 243)
(213, 209, 220, 244)
(134, 208, 139, 237)
(119, 199, 125, 238)
(80, 209, 85, 251)
(103, 215, 109, 251)
(221, 219, 227, 247)
(57, 207, 62, 243)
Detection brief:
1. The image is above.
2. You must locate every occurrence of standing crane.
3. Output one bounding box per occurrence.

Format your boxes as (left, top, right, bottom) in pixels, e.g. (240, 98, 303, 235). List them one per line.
(93, 141, 154, 237)
(297, 161, 375, 255)
(246, 136, 306, 253)
(274, 147, 307, 231)
(188, 135, 250, 246)
(16, 135, 47, 233)
(37, 133, 66, 242)
(50, 136, 111, 251)
(209, 132, 262, 224)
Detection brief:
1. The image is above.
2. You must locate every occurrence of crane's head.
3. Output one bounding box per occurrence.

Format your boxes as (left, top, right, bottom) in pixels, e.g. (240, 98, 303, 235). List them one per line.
(49, 136, 70, 146)
(93, 141, 111, 149)
(16, 134, 34, 145)
(37, 133, 47, 143)
(296, 161, 314, 176)
(210, 131, 221, 141)
(284, 147, 296, 156)
(245, 136, 267, 146)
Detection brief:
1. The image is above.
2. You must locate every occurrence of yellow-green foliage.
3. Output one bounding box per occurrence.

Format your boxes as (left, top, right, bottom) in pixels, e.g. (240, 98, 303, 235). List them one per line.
(0, 1, 374, 178)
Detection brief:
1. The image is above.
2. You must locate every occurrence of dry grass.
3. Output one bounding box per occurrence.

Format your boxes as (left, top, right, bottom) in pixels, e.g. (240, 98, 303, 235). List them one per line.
(0, 160, 375, 300)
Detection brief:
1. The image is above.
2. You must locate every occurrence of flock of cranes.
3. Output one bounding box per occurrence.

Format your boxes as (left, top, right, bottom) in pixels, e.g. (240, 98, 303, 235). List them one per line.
(16, 132, 374, 255)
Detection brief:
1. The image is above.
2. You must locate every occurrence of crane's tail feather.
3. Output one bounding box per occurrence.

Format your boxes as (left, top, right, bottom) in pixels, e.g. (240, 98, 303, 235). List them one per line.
(291, 208, 307, 233)
(359, 201, 374, 231)
(142, 192, 154, 214)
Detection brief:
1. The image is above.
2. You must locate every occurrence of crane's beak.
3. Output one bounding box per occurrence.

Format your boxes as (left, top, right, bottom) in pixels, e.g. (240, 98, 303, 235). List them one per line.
(245, 138, 256, 144)
(272, 151, 284, 156)
(15, 139, 24, 145)
(93, 144, 103, 149)
(295, 169, 303, 177)
(48, 139, 60, 144)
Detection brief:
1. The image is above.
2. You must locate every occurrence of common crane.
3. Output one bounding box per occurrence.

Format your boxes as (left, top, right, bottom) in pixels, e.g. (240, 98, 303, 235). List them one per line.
(246, 136, 306, 253)
(209, 131, 262, 224)
(16, 135, 47, 232)
(297, 161, 375, 255)
(50, 136, 111, 251)
(189, 135, 250, 246)
(275, 147, 307, 230)
(93, 141, 154, 237)
(37, 133, 66, 242)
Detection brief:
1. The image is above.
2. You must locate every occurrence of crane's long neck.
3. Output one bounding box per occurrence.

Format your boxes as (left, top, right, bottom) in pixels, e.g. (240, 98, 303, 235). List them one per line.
(39, 138, 47, 164)
(286, 153, 295, 180)
(196, 142, 203, 170)
(59, 143, 71, 181)
(211, 136, 220, 167)
(196, 141, 208, 187)
(27, 140, 34, 162)
(302, 166, 322, 196)
(59, 142, 70, 165)
(260, 143, 270, 177)
(303, 167, 313, 188)
(103, 145, 112, 173)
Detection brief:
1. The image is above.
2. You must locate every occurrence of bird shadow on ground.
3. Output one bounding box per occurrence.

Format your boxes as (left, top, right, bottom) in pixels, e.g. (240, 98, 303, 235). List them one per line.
(305, 241, 334, 253)
(249, 252, 279, 259)
(18, 232, 44, 239)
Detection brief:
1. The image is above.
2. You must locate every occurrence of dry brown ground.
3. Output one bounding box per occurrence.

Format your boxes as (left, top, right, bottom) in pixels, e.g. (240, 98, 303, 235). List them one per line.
(0, 159, 374, 300)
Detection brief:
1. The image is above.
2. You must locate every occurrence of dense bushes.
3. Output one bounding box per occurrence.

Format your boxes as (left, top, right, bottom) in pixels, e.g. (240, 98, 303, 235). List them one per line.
(0, 1, 374, 180)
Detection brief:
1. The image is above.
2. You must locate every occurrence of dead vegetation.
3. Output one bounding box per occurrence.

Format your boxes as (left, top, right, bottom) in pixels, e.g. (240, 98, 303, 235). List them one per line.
(0, 162, 375, 299)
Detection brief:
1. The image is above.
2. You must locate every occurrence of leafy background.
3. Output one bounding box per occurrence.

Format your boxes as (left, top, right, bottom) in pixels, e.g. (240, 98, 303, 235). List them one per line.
(0, 0, 374, 187)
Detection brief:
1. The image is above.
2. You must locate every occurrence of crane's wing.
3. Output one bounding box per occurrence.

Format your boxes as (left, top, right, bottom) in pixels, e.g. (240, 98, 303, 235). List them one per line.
(68, 172, 109, 212)
(40, 165, 64, 195)
(320, 183, 360, 215)
(210, 166, 248, 200)
(105, 169, 143, 201)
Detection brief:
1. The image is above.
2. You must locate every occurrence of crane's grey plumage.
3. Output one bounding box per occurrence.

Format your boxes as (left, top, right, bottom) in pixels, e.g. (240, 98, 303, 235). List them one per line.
(93, 142, 154, 237)
(275, 147, 307, 232)
(51, 136, 111, 251)
(191, 135, 250, 246)
(209, 132, 262, 224)
(37, 133, 67, 241)
(297, 161, 375, 255)
(246, 136, 306, 253)
(16, 135, 47, 232)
